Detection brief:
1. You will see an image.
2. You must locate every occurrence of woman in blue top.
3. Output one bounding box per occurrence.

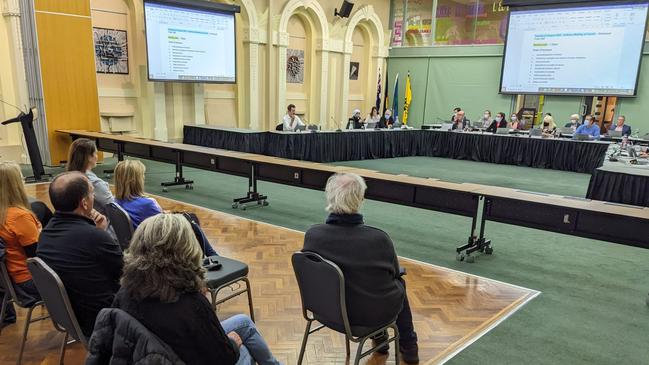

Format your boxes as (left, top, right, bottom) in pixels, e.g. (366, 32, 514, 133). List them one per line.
(114, 160, 162, 229)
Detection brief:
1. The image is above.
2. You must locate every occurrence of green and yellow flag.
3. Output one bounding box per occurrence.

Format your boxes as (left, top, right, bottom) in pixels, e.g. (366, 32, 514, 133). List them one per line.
(403, 71, 412, 125)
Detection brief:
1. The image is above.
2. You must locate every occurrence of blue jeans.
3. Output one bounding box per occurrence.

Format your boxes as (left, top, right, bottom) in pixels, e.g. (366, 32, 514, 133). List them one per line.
(221, 314, 282, 365)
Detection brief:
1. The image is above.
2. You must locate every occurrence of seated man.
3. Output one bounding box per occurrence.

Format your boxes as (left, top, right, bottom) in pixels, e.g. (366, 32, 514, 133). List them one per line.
(452, 110, 470, 131)
(282, 104, 305, 132)
(37, 172, 123, 337)
(609, 115, 632, 136)
(302, 173, 418, 364)
(378, 109, 395, 129)
(574, 115, 601, 140)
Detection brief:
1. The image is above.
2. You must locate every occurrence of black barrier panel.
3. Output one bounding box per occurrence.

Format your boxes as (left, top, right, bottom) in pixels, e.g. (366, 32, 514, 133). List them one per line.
(183, 151, 216, 170)
(96, 138, 118, 153)
(365, 179, 416, 205)
(414, 187, 476, 217)
(258, 164, 301, 185)
(150, 146, 177, 164)
(487, 197, 578, 234)
(123, 143, 150, 159)
(301, 169, 333, 190)
(216, 156, 250, 176)
(576, 210, 649, 249)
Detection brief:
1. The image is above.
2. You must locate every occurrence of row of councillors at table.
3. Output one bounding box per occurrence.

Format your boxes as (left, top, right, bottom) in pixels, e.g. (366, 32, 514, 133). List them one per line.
(280, 103, 633, 140)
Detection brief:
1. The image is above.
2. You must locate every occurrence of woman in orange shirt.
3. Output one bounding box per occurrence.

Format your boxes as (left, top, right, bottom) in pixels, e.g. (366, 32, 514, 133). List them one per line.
(0, 162, 42, 327)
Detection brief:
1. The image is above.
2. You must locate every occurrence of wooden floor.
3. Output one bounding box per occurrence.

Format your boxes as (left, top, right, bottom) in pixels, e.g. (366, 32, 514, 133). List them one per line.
(0, 183, 539, 365)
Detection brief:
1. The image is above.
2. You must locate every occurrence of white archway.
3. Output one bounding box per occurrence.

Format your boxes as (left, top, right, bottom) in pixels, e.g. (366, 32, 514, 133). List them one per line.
(340, 5, 387, 123)
(277, 0, 330, 125)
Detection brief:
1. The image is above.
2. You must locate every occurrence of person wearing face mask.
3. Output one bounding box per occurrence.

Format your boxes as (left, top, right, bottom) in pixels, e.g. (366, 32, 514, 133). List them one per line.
(564, 114, 582, 130)
(487, 112, 508, 133)
(509, 113, 522, 130)
(477, 110, 493, 128)
(452, 110, 471, 131)
(541, 115, 558, 137)
(347, 109, 364, 129)
(378, 109, 395, 129)
(574, 114, 601, 140)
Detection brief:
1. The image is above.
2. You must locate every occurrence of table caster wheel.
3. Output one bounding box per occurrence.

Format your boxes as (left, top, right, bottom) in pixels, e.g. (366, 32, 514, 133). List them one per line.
(262, 200, 269, 206)
(232, 203, 238, 209)
(456, 253, 465, 262)
(485, 246, 494, 255)
(162, 187, 168, 192)
(466, 255, 475, 263)
(241, 206, 247, 211)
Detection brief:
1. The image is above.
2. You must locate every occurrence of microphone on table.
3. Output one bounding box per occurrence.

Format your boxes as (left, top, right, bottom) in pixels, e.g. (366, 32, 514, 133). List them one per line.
(332, 116, 342, 132)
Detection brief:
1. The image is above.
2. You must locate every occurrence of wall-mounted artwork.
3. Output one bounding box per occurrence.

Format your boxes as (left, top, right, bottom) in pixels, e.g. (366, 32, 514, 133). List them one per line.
(93, 28, 129, 74)
(349, 62, 360, 80)
(286, 48, 304, 84)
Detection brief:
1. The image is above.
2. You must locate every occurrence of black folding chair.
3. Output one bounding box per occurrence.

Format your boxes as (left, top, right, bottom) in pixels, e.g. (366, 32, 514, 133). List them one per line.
(204, 256, 255, 322)
(27, 258, 88, 365)
(275, 123, 284, 131)
(104, 202, 134, 250)
(28, 199, 53, 227)
(0, 241, 48, 365)
(291, 251, 399, 365)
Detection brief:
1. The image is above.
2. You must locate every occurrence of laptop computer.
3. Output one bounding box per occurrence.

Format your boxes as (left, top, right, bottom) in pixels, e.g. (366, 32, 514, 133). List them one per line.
(607, 130, 622, 138)
(440, 123, 453, 131)
(574, 133, 590, 141)
(559, 127, 574, 135)
(496, 128, 509, 135)
(529, 128, 542, 137)
(366, 122, 377, 129)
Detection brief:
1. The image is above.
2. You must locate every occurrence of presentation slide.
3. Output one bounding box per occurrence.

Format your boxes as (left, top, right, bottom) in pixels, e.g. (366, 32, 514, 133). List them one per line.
(144, 1, 236, 83)
(500, 2, 649, 96)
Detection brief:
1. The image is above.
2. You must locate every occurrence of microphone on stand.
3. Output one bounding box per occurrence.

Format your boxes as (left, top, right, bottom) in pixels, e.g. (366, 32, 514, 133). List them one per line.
(331, 116, 342, 132)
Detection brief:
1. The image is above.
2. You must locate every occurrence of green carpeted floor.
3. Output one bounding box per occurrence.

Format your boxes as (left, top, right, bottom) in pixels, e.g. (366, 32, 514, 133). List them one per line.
(32, 157, 649, 364)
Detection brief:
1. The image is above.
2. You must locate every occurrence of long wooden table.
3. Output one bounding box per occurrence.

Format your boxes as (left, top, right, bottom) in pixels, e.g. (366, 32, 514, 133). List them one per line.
(58, 130, 649, 257)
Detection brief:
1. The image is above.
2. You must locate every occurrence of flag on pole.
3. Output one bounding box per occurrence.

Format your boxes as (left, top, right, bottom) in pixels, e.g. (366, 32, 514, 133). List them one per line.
(375, 70, 382, 112)
(403, 71, 412, 125)
(382, 70, 389, 116)
(392, 73, 400, 122)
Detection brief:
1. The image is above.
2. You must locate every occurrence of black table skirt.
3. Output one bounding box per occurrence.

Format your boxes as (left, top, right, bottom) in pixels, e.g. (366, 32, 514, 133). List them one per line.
(586, 168, 649, 207)
(184, 126, 609, 173)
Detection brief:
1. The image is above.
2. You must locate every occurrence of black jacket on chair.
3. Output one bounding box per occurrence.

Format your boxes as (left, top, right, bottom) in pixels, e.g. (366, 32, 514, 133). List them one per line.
(302, 213, 404, 328)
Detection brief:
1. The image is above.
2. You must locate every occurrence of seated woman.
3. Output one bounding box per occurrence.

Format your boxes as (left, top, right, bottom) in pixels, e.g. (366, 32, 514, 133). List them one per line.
(487, 112, 508, 133)
(0, 162, 42, 326)
(541, 115, 558, 137)
(114, 160, 162, 229)
(364, 106, 381, 127)
(346, 109, 364, 129)
(66, 138, 114, 212)
(113, 213, 281, 365)
(509, 113, 522, 130)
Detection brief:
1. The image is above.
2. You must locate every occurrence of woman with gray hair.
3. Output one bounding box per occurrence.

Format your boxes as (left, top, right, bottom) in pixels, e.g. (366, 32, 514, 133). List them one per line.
(347, 109, 364, 129)
(302, 173, 419, 364)
(113, 213, 281, 365)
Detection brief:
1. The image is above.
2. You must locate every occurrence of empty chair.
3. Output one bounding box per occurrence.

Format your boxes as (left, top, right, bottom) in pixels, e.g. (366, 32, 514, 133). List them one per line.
(204, 255, 255, 322)
(104, 202, 134, 250)
(0, 239, 49, 365)
(26, 257, 88, 364)
(291, 251, 399, 365)
(28, 199, 53, 227)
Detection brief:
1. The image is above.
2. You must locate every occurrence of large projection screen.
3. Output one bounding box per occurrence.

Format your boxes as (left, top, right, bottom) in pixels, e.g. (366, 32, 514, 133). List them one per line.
(500, 1, 649, 97)
(144, 0, 236, 83)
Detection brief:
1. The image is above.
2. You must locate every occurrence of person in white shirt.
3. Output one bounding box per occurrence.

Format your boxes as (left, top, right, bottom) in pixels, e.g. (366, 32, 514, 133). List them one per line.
(282, 104, 305, 131)
(364, 106, 381, 127)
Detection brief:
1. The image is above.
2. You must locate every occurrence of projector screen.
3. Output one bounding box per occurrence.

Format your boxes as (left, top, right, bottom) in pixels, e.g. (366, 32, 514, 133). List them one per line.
(144, 0, 236, 83)
(500, 1, 649, 97)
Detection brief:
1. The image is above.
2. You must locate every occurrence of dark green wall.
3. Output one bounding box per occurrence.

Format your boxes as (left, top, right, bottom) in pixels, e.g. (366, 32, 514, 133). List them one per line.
(387, 44, 649, 134)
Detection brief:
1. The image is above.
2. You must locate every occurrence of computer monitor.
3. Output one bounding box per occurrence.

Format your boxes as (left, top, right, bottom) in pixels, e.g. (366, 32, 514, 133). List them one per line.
(559, 127, 574, 135)
(529, 128, 542, 137)
(440, 123, 453, 131)
(607, 130, 622, 138)
(496, 128, 510, 135)
(574, 133, 590, 141)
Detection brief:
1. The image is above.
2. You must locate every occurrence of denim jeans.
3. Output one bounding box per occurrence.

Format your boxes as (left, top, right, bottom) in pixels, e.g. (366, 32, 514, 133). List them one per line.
(1, 279, 41, 323)
(221, 314, 282, 365)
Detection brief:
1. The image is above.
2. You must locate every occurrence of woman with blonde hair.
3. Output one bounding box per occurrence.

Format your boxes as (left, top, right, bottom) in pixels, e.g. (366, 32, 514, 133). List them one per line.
(541, 114, 558, 137)
(114, 160, 162, 229)
(112, 214, 281, 365)
(0, 162, 42, 327)
(66, 138, 114, 211)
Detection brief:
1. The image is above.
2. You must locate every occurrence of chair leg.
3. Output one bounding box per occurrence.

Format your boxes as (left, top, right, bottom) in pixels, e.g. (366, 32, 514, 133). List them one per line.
(242, 277, 255, 322)
(297, 320, 312, 365)
(16, 306, 36, 365)
(57, 332, 68, 365)
(0, 293, 8, 335)
(353, 336, 369, 365)
(392, 324, 400, 365)
(345, 336, 351, 358)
